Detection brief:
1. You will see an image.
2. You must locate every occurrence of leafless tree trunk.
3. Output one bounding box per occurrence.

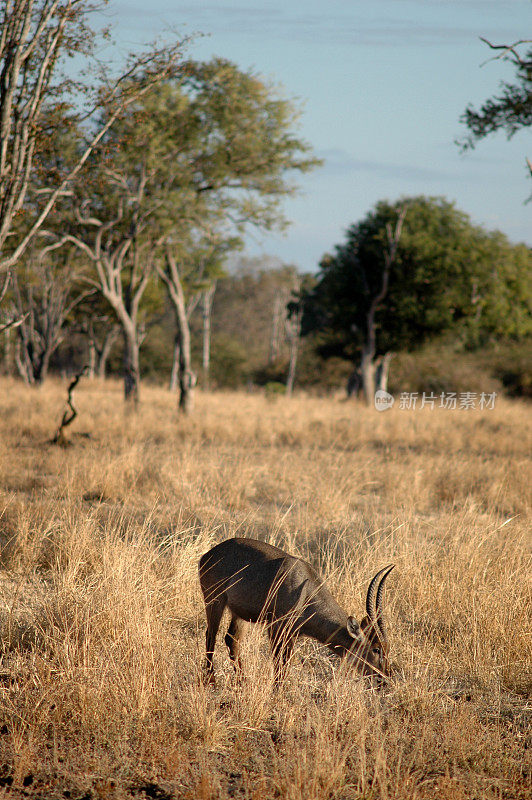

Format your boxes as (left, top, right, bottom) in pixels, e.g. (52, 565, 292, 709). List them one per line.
(346, 368, 362, 398)
(87, 337, 96, 379)
(58, 202, 151, 405)
(81, 316, 119, 379)
(1, 326, 14, 375)
(122, 320, 140, 405)
(169, 333, 180, 392)
(202, 282, 216, 389)
(360, 346, 377, 405)
(285, 305, 302, 397)
(375, 352, 393, 392)
(360, 206, 407, 405)
(269, 294, 284, 363)
(158, 249, 197, 414)
(96, 324, 119, 378)
(178, 327, 196, 414)
(0, 274, 15, 373)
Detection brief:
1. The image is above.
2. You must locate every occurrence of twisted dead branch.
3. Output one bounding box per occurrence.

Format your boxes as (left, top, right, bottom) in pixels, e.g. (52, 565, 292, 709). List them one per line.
(51, 366, 88, 446)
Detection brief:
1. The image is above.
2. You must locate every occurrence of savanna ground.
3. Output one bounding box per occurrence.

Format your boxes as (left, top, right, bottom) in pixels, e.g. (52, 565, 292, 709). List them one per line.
(0, 378, 530, 800)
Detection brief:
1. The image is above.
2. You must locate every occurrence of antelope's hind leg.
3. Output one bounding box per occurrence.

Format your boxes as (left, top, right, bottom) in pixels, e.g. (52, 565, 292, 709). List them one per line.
(203, 597, 226, 685)
(225, 614, 245, 675)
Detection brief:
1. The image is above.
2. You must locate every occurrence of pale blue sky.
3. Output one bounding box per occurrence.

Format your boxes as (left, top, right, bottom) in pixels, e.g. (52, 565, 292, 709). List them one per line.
(103, 0, 530, 272)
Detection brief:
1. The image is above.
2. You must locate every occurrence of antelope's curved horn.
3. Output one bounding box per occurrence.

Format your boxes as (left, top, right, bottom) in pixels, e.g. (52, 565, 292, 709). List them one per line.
(375, 564, 395, 644)
(365, 564, 394, 622)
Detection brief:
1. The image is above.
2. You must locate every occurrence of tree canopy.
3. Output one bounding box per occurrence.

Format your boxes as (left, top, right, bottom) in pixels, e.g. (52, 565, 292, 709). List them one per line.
(303, 196, 532, 365)
(459, 37, 532, 196)
(38, 57, 319, 404)
(459, 39, 532, 148)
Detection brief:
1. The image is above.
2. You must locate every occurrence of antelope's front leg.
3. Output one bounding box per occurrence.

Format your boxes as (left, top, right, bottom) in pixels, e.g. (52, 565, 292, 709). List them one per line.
(267, 622, 294, 683)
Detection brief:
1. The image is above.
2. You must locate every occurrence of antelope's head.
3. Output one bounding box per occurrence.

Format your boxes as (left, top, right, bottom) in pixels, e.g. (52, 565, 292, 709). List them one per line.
(345, 565, 395, 685)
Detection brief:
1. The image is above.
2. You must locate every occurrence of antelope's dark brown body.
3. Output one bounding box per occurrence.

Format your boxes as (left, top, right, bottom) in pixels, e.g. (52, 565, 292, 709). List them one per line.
(199, 537, 394, 685)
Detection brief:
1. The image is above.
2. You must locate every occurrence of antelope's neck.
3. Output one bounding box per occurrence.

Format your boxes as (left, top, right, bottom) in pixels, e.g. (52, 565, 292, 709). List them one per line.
(300, 604, 351, 651)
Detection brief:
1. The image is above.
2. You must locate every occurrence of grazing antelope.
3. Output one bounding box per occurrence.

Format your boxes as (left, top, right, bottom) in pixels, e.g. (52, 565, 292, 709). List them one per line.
(198, 537, 395, 686)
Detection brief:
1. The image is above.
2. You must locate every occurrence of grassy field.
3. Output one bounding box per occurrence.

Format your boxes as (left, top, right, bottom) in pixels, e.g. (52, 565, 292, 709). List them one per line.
(0, 378, 530, 799)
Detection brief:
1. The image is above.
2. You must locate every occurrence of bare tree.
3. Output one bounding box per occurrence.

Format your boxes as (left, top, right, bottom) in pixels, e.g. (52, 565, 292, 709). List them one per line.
(158, 248, 199, 414)
(285, 303, 302, 397)
(0, 0, 188, 273)
(11, 247, 90, 384)
(60, 205, 152, 403)
(201, 282, 216, 389)
(359, 206, 407, 405)
(161, 229, 228, 410)
(168, 293, 201, 393)
(269, 294, 285, 364)
(79, 311, 119, 378)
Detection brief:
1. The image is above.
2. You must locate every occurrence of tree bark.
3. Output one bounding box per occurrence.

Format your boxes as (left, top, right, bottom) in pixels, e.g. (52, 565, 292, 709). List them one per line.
(359, 207, 406, 405)
(122, 324, 140, 405)
(360, 345, 376, 406)
(14, 338, 32, 385)
(375, 352, 393, 393)
(159, 249, 196, 415)
(269, 294, 284, 363)
(346, 368, 361, 398)
(286, 337, 298, 396)
(285, 305, 301, 397)
(87, 338, 96, 379)
(169, 334, 180, 392)
(33, 347, 52, 385)
(178, 333, 196, 414)
(96, 324, 119, 379)
(201, 283, 216, 390)
(1, 326, 14, 375)
(176, 294, 195, 413)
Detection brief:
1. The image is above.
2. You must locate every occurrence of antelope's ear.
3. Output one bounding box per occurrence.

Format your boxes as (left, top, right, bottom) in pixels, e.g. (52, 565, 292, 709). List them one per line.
(347, 616, 363, 641)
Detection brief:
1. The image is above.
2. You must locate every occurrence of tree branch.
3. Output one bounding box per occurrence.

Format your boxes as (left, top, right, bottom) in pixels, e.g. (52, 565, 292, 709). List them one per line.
(479, 37, 532, 67)
(51, 365, 88, 446)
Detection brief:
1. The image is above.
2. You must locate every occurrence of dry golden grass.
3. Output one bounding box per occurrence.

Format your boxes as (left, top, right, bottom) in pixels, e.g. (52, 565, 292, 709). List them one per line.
(0, 377, 530, 799)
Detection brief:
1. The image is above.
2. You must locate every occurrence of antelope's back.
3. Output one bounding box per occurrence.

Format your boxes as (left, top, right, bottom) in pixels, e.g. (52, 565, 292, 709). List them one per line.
(199, 538, 319, 623)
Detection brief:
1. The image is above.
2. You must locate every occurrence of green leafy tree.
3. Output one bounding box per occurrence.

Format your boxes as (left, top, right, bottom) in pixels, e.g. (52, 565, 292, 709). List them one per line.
(54, 60, 318, 408)
(303, 196, 532, 402)
(152, 60, 319, 412)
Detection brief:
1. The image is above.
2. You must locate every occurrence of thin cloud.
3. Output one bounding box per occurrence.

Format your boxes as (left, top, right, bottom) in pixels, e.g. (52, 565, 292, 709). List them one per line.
(110, 3, 518, 48)
(317, 149, 454, 182)
(315, 147, 518, 184)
